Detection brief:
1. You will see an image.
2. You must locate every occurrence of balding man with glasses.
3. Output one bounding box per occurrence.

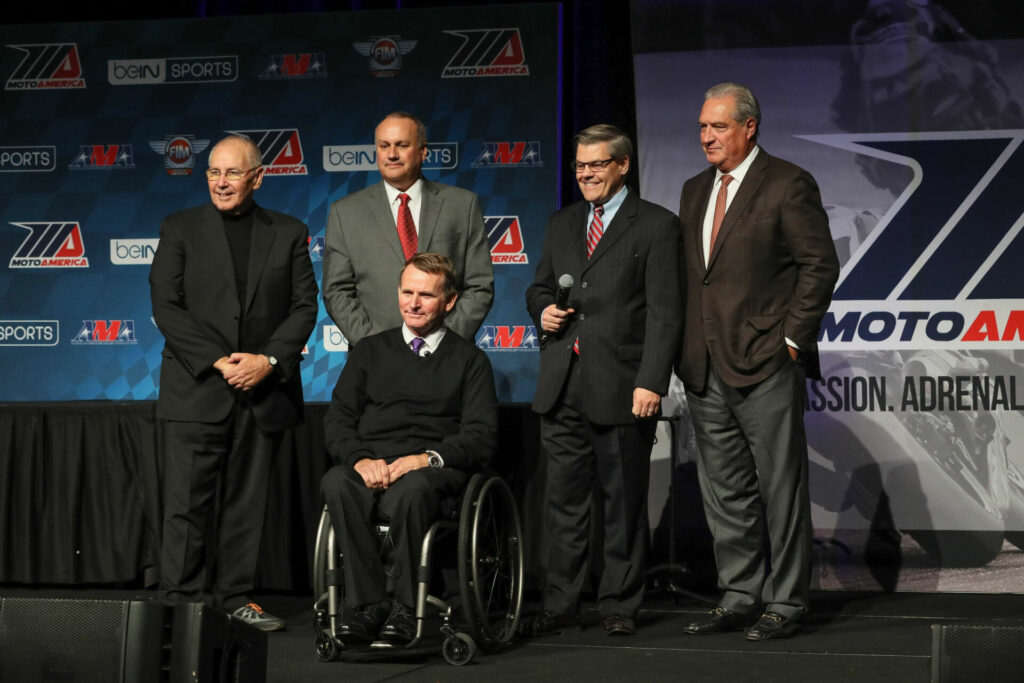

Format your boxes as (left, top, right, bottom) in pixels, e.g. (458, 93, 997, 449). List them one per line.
(150, 134, 318, 631)
(524, 124, 682, 637)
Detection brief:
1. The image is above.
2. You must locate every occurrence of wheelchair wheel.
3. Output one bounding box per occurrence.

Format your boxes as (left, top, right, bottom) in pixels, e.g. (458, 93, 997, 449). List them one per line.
(458, 475, 524, 652)
(312, 507, 333, 601)
(442, 632, 477, 666)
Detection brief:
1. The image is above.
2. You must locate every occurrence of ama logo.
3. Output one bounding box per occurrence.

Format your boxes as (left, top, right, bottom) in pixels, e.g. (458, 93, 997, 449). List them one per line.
(71, 320, 137, 345)
(472, 141, 542, 168)
(802, 130, 1024, 350)
(486, 216, 528, 264)
(352, 36, 416, 77)
(258, 53, 327, 79)
(476, 325, 539, 351)
(149, 135, 210, 176)
(442, 28, 528, 78)
(69, 144, 135, 170)
(5, 43, 85, 90)
(9, 222, 89, 268)
(229, 129, 307, 175)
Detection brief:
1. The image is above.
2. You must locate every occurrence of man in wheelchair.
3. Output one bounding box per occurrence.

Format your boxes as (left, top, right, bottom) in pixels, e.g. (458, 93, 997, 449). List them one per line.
(321, 252, 498, 647)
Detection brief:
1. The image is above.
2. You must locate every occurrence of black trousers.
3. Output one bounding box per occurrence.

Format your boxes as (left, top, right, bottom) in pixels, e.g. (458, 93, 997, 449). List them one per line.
(321, 464, 467, 609)
(159, 401, 277, 610)
(685, 360, 811, 619)
(539, 358, 657, 619)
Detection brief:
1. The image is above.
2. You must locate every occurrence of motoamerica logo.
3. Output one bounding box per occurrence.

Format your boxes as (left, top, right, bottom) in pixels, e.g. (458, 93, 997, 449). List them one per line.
(486, 216, 528, 264)
(802, 130, 1024, 350)
(9, 222, 89, 268)
(5, 43, 85, 89)
(441, 28, 528, 78)
(476, 325, 539, 351)
(228, 129, 307, 175)
(352, 37, 416, 77)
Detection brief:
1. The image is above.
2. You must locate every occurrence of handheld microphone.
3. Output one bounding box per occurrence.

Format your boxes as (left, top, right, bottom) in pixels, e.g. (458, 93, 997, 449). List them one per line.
(541, 274, 574, 343)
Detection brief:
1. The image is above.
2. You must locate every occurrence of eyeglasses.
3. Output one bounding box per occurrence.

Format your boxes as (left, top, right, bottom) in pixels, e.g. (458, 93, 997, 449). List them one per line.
(205, 166, 262, 181)
(571, 158, 616, 173)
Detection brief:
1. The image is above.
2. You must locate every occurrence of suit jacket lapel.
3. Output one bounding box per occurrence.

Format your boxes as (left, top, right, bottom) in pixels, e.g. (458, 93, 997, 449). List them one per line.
(369, 181, 407, 262)
(417, 178, 441, 251)
(707, 151, 767, 272)
(690, 169, 715, 272)
(244, 205, 276, 313)
(584, 189, 638, 270)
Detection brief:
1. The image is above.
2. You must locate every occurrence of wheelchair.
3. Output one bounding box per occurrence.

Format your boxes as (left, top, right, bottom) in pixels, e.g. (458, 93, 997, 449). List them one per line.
(312, 472, 524, 666)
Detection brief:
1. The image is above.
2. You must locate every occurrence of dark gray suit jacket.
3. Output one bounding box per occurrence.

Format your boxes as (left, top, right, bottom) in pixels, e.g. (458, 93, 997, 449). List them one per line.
(527, 189, 682, 425)
(322, 178, 494, 346)
(149, 203, 318, 432)
(675, 149, 840, 391)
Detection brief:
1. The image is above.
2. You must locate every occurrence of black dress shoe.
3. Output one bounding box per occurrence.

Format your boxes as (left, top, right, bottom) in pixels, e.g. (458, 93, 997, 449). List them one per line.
(520, 611, 581, 637)
(379, 602, 417, 645)
(683, 607, 751, 635)
(746, 611, 802, 641)
(603, 614, 636, 636)
(338, 601, 390, 644)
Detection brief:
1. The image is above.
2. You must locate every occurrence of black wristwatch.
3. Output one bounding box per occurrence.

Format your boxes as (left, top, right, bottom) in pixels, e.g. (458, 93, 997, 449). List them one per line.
(426, 450, 444, 469)
(264, 354, 278, 370)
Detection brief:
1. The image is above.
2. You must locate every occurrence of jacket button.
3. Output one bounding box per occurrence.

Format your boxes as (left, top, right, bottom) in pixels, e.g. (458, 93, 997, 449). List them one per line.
(578, 313, 585, 321)
(703, 279, 710, 286)
(581, 281, 588, 288)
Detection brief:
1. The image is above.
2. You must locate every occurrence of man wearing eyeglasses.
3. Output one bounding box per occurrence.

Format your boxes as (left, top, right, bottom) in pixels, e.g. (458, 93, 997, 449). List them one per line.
(524, 124, 682, 637)
(150, 134, 318, 631)
(322, 111, 493, 348)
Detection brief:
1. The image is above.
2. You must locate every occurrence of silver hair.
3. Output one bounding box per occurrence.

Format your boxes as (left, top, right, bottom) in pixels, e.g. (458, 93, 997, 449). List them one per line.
(705, 82, 761, 140)
(571, 123, 633, 160)
(211, 134, 263, 168)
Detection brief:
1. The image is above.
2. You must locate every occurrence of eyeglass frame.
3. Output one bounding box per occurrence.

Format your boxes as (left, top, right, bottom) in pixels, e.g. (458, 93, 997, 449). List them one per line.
(570, 157, 618, 173)
(205, 166, 263, 181)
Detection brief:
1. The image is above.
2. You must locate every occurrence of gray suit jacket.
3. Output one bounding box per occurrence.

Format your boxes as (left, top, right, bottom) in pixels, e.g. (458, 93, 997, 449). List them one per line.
(322, 178, 494, 346)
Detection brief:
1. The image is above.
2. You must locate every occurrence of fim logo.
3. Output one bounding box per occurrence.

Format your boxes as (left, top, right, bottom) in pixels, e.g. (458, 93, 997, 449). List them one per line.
(472, 141, 542, 168)
(323, 325, 349, 352)
(149, 135, 210, 176)
(476, 325, 539, 351)
(259, 53, 327, 79)
(5, 43, 85, 90)
(486, 216, 528, 264)
(71, 320, 137, 345)
(229, 129, 307, 175)
(308, 235, 325, 262)
(442, 28, 529, 78)
(352, 36, 416, 77)
(9, 221, 89, 268)
(69, 144, 134, 170)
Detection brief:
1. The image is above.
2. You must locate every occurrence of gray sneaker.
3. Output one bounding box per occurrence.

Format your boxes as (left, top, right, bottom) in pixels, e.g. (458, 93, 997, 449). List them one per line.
(232, 602, 286, 632)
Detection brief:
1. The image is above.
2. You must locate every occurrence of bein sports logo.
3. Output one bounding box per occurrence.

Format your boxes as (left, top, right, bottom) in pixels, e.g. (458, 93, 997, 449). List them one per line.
(802, 130, 1024, 350)
(323, 325, 349, 352)
(69, 144, 135, 170)
(472, 142, 542, 168)
(9, 222, 89, 268)
(323, 142, 458, 172)
(258, 53, 327, 79)
(476, 325, 538, 351)
(5, 43, 85, 90)
(71, 320, 137, 345)
(229, 129, 307, 175)
(111, 238, 159, 265)
(107, 56, 237, 85)
(442, 28, 528, 78)
(352, 37, 416, 77)
(486, 216, 528, 264)
(149, 135, 210, 176)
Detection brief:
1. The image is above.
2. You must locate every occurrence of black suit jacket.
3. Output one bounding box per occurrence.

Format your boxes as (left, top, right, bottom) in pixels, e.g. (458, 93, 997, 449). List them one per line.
(675, 149, 839, 391)
(150, 203, 318, 432)
(526, 190, 683, 425)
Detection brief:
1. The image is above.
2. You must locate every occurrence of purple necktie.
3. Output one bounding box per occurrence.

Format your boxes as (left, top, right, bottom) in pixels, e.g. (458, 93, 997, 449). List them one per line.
(411, 337, 425, 355)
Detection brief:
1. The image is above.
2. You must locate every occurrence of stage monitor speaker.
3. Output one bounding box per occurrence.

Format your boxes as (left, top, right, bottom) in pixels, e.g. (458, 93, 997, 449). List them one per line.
(0, 597, 266, 683)
(931, 623, 1024, 683)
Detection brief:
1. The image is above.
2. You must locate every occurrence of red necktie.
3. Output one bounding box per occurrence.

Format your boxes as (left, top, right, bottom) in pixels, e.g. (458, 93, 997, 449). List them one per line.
(708, 174, 733, 256)
(586, 205, 605, 258)
(397, 193, 417, 260)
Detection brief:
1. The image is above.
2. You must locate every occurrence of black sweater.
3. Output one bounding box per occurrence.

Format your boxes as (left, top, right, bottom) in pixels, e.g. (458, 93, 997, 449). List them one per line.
(323, 327, 497, 471)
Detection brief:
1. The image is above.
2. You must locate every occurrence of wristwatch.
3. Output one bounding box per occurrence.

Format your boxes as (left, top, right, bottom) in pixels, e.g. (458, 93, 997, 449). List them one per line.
(264, 354, 278, 370)
(426, 450, 444, 469)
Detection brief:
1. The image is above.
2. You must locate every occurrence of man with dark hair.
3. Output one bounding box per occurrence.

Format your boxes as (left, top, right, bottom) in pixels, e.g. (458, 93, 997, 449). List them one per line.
(525, 124, 682, 637)
(677, 83, 839, 641)
(321, 253, 498, 646)
(323, 112, 493, 347)
(150, 134, 318, 631)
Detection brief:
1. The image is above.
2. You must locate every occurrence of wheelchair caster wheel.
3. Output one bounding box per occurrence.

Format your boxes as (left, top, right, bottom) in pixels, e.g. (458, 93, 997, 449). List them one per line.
(315, 635, 340, 662)
(442, 632, 477, 666)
